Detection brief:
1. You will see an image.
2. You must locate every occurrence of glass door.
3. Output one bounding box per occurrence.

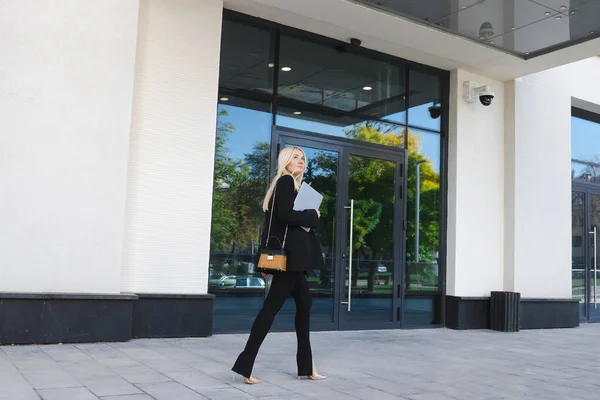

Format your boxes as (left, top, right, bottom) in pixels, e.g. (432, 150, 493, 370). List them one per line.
(339, 150, 403, 329)
(274, 127, 406, 330)
(572, 187, 600, 322)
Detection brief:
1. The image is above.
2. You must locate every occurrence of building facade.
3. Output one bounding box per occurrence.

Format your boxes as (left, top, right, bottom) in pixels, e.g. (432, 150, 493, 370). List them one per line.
(1, 0, 600, 343)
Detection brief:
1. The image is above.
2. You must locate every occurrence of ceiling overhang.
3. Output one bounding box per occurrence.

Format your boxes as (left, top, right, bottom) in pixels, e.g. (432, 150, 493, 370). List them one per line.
(224, 0, 600, 81)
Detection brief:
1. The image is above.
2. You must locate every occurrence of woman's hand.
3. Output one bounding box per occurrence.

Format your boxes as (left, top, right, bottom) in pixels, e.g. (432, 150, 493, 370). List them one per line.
(261, 272, 270, 279)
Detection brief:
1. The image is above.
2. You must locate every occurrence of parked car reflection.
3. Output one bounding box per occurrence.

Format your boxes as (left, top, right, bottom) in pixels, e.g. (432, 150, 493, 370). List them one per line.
(234, 276, 265, 289)
(209, 268, 236, 288)
(209, 269, 265, 290)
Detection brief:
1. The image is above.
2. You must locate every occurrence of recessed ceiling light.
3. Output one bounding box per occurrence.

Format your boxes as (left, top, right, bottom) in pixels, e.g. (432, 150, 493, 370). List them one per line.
(489, 40, 495, 44)
(437, 22, 444, 26)
(525, 52, 530, 55)
(479, 36, 484, 40)
(511, 27, 516, 30)
(268, 63, 274, 68)
(556, 15, 562, 19)
(461, 5, 467, 9)
(592, 31, 597, 35)
(560, 5, 567, 10)
(545, 11, 551, 16)
(281, 66, 291, 72)
(363, 86, 373, 91)
(570, 10, 577, 14)
(220, 97, 229, 101)
(293, 111, 302, 115)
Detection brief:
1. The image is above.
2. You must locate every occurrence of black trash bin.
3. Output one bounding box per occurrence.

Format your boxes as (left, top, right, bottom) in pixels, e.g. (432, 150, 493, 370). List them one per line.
(490, 291, 520, 332)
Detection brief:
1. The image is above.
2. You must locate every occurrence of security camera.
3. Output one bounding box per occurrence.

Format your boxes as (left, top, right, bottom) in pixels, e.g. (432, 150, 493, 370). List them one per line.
(479, 22, 494, 40)
(478, 86, 494, 106)
(428, 103, 442, 119)
(350, 38, 362, 47)
(464, 81, 495, 106)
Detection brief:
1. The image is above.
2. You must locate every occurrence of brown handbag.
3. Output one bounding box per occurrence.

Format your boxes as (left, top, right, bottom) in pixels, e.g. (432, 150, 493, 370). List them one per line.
(257, 184, 288, 272)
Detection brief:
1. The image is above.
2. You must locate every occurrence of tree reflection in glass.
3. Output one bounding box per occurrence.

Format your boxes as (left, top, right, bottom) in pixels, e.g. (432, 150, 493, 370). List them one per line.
(347, 153, 395, 322)
(209, 103, 272, 332)
(296, 147, 339, 324)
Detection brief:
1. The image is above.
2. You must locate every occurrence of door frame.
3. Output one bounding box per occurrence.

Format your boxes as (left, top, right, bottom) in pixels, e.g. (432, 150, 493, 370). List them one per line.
(272, 126, 408, 330)
(572, 182, 600, 323)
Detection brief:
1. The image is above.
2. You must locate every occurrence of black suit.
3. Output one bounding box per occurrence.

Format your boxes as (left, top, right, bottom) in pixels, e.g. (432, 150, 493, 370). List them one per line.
(257, 174, 324, 273)
(232, 174, 324, 378)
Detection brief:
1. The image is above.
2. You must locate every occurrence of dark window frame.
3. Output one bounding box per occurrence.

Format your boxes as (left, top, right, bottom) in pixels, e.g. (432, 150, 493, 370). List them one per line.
(214, 9, 450, 328)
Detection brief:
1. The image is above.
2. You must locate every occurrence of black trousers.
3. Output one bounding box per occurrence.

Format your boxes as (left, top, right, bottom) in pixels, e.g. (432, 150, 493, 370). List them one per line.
(232, 271, 313, 378)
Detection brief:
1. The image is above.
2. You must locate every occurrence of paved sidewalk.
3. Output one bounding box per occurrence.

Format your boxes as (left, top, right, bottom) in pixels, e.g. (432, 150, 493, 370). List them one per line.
(2, 325, 600, 400)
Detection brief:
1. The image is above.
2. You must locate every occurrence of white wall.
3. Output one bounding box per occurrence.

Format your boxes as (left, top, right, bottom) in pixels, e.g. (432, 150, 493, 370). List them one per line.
(447, 69, 505, 296)
(121, 0, 223, 294)
(0, 0, 139, 293)
(505, 57, 600, 298)
(450, 58, 600, 299)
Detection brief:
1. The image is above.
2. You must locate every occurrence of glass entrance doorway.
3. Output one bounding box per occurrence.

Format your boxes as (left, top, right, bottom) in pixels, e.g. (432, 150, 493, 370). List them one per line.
(572, 186, 600, 322)
(272, 127, 406, 330)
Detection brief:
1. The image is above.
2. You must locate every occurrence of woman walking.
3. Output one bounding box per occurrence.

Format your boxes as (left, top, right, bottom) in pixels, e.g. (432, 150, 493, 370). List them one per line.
(232, 146, 326, 384)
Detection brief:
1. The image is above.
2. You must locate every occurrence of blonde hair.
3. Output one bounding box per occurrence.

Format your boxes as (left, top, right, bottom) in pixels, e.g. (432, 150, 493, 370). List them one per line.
(262, 146, 306, 211)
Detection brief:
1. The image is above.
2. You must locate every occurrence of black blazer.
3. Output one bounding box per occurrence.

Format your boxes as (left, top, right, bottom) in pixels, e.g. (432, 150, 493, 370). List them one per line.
(257, 175, 325, 272)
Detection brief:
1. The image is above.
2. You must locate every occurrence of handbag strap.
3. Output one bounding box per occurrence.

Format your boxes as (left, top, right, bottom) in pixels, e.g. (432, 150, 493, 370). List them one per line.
(265, 178, 289, 249)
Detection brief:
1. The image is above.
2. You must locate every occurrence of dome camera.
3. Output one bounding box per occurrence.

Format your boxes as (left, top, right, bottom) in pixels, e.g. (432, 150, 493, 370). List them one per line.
(350, 37, 362, 47)
(428, 103, 442, 119)
(464, 81, 495, 107)
(479, 86, 495, 106)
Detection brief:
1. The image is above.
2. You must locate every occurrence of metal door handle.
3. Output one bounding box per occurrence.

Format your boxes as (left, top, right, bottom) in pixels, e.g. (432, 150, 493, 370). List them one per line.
(341, 199, 354, 312)
(591, 227, 597, 309)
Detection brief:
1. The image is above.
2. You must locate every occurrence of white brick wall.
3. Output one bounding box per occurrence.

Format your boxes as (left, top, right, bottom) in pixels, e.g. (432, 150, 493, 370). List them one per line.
(121, 0, 223, 294)
(0, 0, 139, 293)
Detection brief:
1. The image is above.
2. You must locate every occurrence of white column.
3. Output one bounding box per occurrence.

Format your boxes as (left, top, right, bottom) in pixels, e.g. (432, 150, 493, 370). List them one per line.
(0, 0, 139, 293)
(504, 58, 600, 298)
(447, 69, 505, 296)
(121, 0, 223, 294)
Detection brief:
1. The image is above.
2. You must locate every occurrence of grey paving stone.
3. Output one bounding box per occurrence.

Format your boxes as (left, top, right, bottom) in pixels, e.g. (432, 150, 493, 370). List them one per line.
(21, 370, 81, 389)
(0, 380, 40, 400)
(137, 381, 208, 400)
(304, 388, 360, 399)
(42, 344, 93, 363)
(338, 386, 406, 399)
(236, 380, 297, 397)
(111, 365, 172, 384)
(360, 377, 423, 396)
(82, 376, 143, 397)
(404, 392, 459, 400)
(37, 387, 99, 400)
(166, 370, 230, 391)
(61, 361, 116, 381)
(4, 326, 600, 399)
(200, 388, 255, 399)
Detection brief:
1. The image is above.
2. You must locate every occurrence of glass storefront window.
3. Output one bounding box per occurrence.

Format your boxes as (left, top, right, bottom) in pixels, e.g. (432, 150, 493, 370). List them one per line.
(277, 33, 407, 126)
(404, 128, 441, 326)
(219, 19, 275, 95)
(572, 160, 600, 184)
(277, 111, 406, 148)
(212, 11, 448, 331)
(572, 115, 600, 184)
(572, 116, 600, 166)
(209, 95, 273, 332)
(408, 69, 442, 132)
